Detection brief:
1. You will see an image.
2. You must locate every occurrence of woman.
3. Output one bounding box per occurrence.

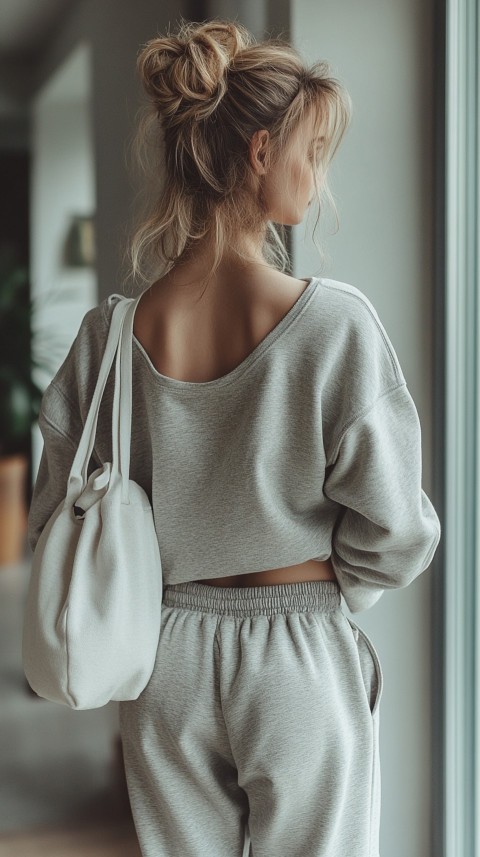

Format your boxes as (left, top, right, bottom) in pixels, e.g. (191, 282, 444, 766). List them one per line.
(27, 17, 441, 857)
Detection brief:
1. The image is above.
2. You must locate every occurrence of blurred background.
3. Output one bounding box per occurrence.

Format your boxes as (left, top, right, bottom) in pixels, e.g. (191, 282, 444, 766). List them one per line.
(0, 0, 455, 855)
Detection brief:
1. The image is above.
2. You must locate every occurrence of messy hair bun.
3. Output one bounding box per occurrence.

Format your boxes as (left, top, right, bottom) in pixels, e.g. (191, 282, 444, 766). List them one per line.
(123, 17, 352, 292)
(137, 20, 253, 122)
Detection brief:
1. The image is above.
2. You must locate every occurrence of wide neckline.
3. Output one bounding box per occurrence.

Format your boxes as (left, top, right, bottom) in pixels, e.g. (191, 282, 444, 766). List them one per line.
(131, 275, 320, 391)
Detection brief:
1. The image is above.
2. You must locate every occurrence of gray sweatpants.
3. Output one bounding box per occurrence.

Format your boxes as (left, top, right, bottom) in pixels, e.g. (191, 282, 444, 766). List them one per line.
(119, 579, 383, 857)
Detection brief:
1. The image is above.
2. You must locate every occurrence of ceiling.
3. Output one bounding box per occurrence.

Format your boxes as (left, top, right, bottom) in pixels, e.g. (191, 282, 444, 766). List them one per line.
(0, 0, 75, 62)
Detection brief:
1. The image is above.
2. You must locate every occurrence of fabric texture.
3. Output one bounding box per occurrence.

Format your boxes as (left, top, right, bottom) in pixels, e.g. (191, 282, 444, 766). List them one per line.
(27, 276, 441, 614)
(119, 578, 383, 857)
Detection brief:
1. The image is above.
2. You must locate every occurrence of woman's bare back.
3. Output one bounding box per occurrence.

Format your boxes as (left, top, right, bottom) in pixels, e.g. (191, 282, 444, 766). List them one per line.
(132, 269, 337, 587)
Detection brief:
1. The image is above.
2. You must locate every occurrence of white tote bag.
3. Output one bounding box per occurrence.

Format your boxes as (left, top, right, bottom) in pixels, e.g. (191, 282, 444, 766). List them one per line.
(22, 295, 163, 710)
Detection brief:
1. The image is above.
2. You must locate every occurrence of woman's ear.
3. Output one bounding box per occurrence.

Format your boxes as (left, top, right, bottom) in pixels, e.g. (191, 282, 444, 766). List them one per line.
(249, 129, 269, 175)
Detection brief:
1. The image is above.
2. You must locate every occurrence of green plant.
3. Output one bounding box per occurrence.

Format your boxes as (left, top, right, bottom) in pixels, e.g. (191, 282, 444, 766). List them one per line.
(0, 245, 77, 458)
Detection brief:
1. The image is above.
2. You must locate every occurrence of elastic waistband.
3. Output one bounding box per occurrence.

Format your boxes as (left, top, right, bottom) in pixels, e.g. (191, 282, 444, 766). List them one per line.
(162, 579, 342, 617)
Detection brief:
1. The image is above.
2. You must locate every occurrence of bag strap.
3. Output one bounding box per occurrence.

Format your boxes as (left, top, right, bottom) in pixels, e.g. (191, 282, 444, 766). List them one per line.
(114, 295, 142, 503)
(68, 296, 134, 492)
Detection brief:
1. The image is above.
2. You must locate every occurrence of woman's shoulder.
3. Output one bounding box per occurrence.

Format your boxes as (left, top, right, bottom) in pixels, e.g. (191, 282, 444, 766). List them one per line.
(40, 295, 125, 418)
(311, 276, 405, 385)
(99, 292, 129, 322)
(82, 292, 134, 345)
(314, 276, 386, 328)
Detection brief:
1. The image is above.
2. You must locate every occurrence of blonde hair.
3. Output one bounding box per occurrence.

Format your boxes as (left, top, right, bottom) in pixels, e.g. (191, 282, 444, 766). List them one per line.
(121, 17, 352, 295)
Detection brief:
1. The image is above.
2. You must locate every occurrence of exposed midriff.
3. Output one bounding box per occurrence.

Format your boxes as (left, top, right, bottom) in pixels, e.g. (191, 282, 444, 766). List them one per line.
(192, 557, 337, 587)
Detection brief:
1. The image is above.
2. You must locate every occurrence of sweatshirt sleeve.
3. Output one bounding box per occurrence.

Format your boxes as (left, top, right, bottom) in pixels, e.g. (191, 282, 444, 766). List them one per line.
(27, 403, 82, 554)
(27, 300, 110, 555)
(323, 380, 441, 614)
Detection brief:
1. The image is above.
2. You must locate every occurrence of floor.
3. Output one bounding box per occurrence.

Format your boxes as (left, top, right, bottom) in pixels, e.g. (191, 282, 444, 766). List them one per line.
(0, 820, 141, 857)
(0, 555, 141, 855)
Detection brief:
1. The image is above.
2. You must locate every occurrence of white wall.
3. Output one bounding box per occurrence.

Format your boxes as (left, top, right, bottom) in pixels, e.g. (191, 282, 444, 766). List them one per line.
(30, 42, 96, 372)
(291, 1, 436, 855)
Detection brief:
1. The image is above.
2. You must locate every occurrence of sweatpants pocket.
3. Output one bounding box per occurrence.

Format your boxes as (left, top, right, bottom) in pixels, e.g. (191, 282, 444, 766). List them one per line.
(345, 617, 384, 719)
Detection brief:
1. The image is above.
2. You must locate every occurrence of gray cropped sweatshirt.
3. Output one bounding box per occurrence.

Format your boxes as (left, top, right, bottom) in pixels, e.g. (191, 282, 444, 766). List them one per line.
(27, 276, 442, 614)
